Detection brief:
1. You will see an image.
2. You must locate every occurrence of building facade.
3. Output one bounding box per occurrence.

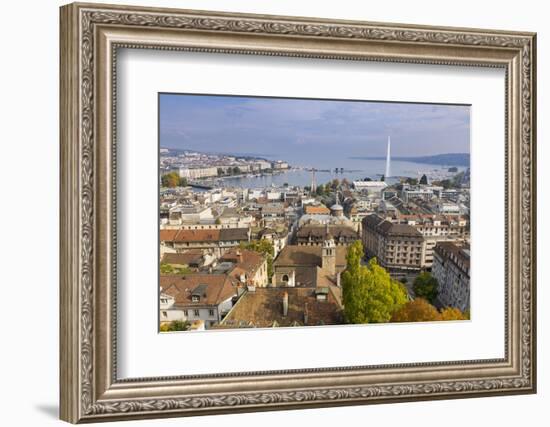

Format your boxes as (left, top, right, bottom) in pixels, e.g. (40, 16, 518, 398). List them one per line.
(432, 242, 470, 312)
(362, 213, 469, 270)
(160, 228, 251, 257)
(272, 241, 347, 288)
(219, 248, 269, 288)
(159, 274, 238, 329)
(296, 224, 359, 246)
(362, 214, 425, 272)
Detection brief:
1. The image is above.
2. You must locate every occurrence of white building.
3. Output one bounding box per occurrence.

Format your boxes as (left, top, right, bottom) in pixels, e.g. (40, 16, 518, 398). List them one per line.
(159, 274, 238, 329)
(435, 202, 462, 215)
(167, 206, 214, 226)
(353, 180, 388, 195)
(177, 166, 218, 179)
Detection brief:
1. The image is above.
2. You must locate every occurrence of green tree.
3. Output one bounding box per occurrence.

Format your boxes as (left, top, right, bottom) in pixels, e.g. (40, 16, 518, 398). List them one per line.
(405, 177, 418, 185)
(380, 175, 385, 182)
(179, 177, 188, 187)
(160, 320, 191, 332)
(217, 167, 225, 176)
(419, 174, 428, 185)
(240, 239, 274, 280)
(435, 179, 453, 189)
(316, 184, 325, 196)
(413, 272, 438, 304)
(161, 172, 180, 188)
(391, 298, 441, 322)
(342, 241, 408, 324)
(452, 171, 465, 187)
(232, 166, 241, 175)
(160, 263, 190, 275)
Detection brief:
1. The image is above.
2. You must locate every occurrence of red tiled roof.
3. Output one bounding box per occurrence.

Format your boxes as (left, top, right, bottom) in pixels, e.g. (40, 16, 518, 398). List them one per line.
(221, 249, 266, 280)
(172, 229, 221, 242)
(218, 287, 343, 328)
(274, 245, 347, 267)
(304, 205, 330, 215)
(160, 274, 237, 306)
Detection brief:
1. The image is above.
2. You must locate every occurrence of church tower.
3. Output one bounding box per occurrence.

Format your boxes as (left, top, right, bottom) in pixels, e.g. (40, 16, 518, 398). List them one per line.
(322, 224, 336, 276)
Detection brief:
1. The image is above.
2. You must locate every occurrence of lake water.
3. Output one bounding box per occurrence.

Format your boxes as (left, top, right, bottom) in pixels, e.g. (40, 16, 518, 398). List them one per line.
(217, 159, 466, 189)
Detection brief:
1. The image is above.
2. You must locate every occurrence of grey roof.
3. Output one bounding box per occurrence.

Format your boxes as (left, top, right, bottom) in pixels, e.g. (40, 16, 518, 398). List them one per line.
(362, 214, 422, 237)
(262, 204, 285, 214)
(296, 225, 359, 240)
(219, 228, 249, 241)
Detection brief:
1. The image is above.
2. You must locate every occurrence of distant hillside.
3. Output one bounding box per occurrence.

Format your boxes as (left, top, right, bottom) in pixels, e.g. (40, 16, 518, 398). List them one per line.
(350, 153, 470, 167)
(160, 146, 273, 161)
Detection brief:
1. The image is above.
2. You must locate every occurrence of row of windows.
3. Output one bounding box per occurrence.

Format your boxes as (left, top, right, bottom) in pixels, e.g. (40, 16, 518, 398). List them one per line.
(161, 309, 216, 318)
(387, 258, 421, 265)
(389, 254, 422, 259)
(174, 241, 240, 247)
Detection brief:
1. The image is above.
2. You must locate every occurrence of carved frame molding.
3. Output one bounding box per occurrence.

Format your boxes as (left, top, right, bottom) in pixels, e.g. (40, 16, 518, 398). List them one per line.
(60, 2, 536, 423)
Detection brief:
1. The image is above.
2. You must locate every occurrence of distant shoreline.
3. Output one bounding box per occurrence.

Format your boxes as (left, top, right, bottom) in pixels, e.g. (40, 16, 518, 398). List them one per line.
(349, 153, 470, 167)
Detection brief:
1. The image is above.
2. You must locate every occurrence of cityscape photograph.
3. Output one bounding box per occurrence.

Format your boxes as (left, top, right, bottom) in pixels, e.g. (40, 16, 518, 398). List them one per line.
(158, 93, 471, 332)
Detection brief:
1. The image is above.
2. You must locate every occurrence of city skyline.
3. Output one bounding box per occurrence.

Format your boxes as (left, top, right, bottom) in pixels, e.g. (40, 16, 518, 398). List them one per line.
(159, 93, 471, 332)
(160, 94, 470, 163)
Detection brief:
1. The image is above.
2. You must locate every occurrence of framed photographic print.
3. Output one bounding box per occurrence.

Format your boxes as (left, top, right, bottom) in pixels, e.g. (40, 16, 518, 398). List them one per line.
(59, 2, 537, 423)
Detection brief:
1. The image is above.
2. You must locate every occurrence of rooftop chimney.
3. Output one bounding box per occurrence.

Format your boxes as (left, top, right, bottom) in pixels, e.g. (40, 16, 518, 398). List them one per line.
(282, 292, 289, 317)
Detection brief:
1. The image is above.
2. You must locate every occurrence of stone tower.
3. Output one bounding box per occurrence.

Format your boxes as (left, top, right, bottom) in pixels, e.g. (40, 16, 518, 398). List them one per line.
(322, 224, 336, 276)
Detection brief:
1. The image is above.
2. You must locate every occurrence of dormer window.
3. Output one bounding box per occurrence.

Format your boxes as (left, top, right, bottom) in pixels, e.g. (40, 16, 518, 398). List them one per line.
(191, 284, 208, 303)
(315, 287, 329, 301)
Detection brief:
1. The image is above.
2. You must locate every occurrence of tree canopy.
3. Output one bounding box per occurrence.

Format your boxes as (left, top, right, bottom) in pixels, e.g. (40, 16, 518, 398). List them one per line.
(240, 239, 274, 280)
(413, 272, 439, 304)
(433, 171, 465, 189)
(391, 298, 441, 322)
(440, 307, 468, 321)
(342, 241, 408, 324)
(160, 262, 190, 275)
(160, 320, 191, 332)
(391, 299, 469, 323)
(419, 174, 428, 185)
(161, 172, 187, 188)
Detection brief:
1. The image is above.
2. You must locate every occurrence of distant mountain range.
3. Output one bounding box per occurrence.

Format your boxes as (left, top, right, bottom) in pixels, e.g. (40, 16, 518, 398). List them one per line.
(350, 153, 470, 167)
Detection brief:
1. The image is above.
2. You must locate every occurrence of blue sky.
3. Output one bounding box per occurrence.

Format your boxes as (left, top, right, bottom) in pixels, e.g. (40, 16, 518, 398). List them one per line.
(159, 93, 470, 163)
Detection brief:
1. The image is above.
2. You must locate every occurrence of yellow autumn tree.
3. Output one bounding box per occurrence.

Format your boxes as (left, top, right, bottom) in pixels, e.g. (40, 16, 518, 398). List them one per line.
(440, 307, 468, 321)
(391, 298, 441, 322)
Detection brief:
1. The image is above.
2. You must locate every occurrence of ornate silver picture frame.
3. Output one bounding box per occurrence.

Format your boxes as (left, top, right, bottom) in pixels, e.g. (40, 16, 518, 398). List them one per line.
(60, 2, 536, 423)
